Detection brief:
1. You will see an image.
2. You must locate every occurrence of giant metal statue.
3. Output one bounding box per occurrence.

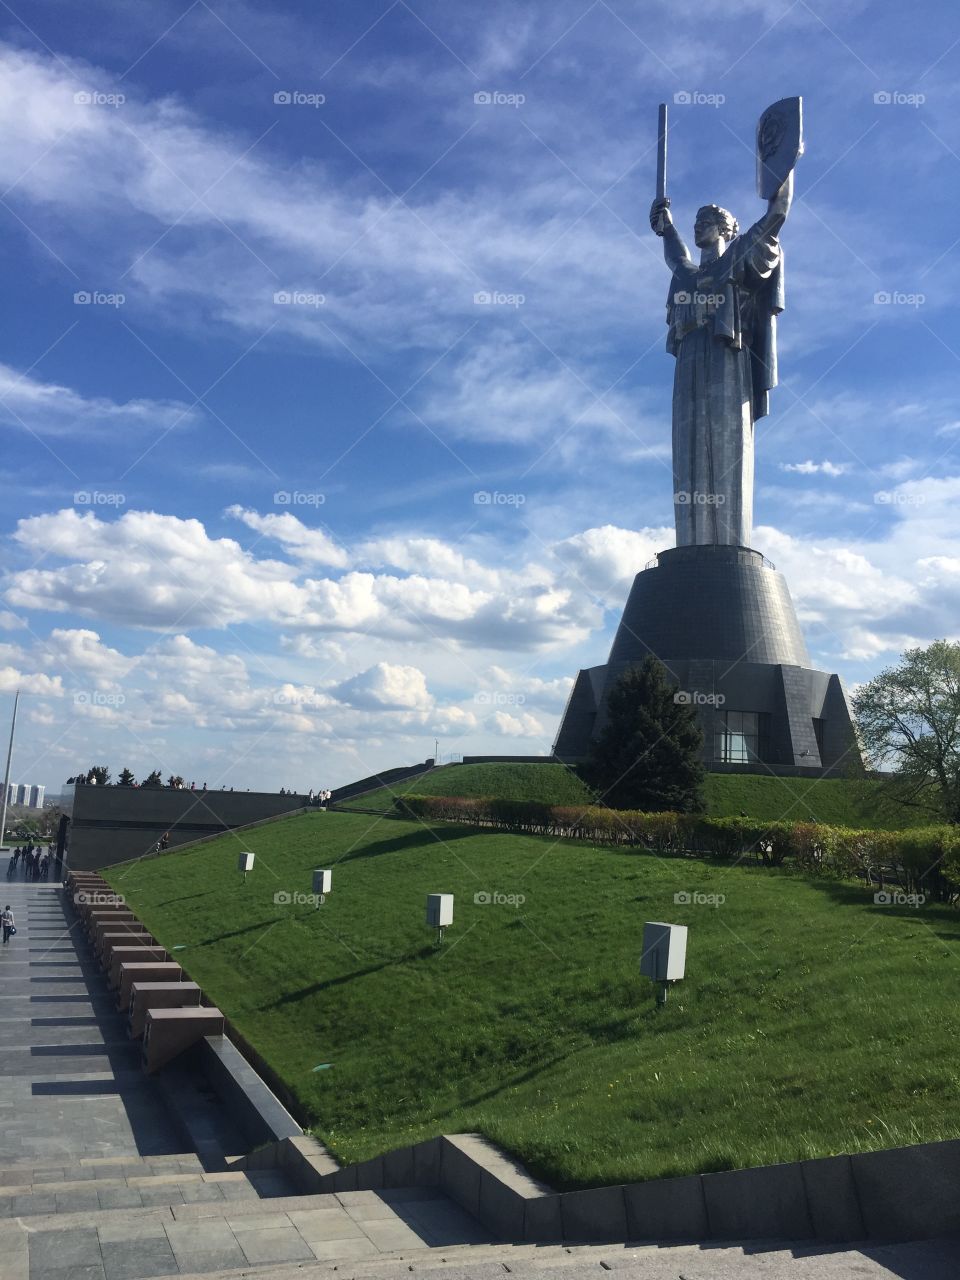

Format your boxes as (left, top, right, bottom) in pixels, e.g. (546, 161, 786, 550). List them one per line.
(649, 98, 803, 548)
(553, 97, 863, 777)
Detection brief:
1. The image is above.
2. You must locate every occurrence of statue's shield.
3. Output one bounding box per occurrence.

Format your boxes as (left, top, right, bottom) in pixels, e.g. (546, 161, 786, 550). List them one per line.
(756, 97, 804, 198)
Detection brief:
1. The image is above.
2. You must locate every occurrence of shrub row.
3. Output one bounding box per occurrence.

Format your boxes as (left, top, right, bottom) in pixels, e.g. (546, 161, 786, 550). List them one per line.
(393, 794, 960, 902)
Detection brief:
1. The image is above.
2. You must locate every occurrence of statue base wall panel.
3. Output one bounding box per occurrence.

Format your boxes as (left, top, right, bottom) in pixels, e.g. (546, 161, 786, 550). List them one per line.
(553, 544, 862, 777)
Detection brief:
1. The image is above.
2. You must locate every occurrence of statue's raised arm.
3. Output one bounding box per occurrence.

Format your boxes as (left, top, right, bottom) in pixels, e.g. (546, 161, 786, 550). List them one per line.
(650, 197, 693, 271)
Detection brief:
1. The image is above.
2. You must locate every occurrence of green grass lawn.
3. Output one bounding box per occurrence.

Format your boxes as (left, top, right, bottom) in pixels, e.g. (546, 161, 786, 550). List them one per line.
(335, 762, 595, 811)
(339, 761, 936, 830)
(105, 809, 960, 1189)
(702, 773, 941, 829)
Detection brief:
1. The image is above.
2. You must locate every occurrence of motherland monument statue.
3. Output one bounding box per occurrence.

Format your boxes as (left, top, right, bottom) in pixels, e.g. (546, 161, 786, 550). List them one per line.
(650, 98, 803, 549)
(553, 98, 864, 777)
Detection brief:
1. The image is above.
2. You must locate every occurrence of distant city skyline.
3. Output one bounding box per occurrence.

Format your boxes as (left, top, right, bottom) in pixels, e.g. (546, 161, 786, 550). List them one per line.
(0, 1, 957, 790)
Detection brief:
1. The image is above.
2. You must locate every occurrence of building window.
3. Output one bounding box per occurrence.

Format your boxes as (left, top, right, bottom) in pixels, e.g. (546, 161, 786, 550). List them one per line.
(715, 711, 769, 764)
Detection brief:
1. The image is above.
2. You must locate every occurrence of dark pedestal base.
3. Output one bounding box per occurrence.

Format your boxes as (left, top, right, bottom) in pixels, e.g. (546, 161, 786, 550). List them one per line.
(554, 544, 862, 776)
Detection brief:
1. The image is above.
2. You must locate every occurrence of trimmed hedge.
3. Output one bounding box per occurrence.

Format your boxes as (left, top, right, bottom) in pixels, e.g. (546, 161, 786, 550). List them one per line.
(394, 794, 960, 902)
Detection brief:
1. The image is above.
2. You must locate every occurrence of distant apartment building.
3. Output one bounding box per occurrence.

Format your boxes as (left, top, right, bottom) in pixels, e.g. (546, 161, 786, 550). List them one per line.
(7, 782, 45, 808)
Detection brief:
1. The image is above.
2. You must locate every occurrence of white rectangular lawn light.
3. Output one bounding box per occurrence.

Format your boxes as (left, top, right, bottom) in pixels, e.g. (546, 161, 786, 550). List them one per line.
(640, 921, 687, 1005)
(312, 868, 332, 903)
(238, 852, 255, 880)
(426, 893, 453, 946)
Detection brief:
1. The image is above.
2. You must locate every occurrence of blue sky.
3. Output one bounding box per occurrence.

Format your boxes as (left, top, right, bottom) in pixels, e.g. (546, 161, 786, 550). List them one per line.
(0, 0, 957, 792)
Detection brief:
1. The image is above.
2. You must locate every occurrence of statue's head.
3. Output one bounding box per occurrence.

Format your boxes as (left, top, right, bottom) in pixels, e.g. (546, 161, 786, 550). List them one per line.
(694, 204, 739, 249)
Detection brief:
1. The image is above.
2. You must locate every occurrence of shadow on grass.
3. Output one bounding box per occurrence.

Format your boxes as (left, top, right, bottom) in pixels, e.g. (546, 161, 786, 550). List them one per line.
(191, 917, 281, 948)
(335, 825, 485, 863)
(257, 944, 436, 1009)
(154, 889, 218, 908)
(432, 1047, 581, 1119)
(803, 876, 960, 942)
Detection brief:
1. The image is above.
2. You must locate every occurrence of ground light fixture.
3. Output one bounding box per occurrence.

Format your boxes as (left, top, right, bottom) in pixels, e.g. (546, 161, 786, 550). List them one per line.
(640, 921, 687, 1006)
(312, 868, 332, 907)
(426, 893, 453, 948)
(238, 852, 254, 883)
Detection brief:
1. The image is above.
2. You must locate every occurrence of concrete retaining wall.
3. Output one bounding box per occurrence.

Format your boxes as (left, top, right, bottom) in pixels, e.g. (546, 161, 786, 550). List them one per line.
(65, 784, 311, 869)
(270, 1130, 960, 1247)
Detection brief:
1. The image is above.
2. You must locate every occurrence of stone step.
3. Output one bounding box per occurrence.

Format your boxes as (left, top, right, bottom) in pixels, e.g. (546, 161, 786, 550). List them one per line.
(0, 1149, 204, 1175)
(0, 1167, 296, 1216)
(146, 1237, 960, 1280)
(15, 1187, 496, 1278)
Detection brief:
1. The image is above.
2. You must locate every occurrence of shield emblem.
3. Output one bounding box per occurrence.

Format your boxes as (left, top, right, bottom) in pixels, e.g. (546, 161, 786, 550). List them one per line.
(756, 97, 804, 198)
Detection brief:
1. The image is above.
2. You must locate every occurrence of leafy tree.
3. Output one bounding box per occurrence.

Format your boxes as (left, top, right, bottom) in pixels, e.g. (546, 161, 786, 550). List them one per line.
(854, 640, 960, 823)
(85, 765, 110, 786)
(142, 769, 163, 788)
(581, 657, 705, 812)
(117, 768, 136, 787)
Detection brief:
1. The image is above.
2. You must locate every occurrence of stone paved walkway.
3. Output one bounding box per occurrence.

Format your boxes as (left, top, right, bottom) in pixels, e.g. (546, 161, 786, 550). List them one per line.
(0, 855, 183, 1165)
(0, 855, 492, 1279)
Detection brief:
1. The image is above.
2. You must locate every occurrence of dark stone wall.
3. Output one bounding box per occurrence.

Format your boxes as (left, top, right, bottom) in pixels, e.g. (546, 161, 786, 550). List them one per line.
(63, 785, 311, 870)
(552, 544, 863, 777)
(607, 544, 810, 669)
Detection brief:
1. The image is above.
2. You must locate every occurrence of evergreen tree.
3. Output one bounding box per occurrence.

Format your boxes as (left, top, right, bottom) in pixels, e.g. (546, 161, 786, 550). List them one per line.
(117, 768, 136, 787)
(142, 769, 163, 788)
(581, 657, 705, 812)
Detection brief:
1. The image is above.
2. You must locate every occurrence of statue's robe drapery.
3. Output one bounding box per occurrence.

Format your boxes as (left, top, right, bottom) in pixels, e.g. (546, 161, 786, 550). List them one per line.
(664, 211, 785, 547)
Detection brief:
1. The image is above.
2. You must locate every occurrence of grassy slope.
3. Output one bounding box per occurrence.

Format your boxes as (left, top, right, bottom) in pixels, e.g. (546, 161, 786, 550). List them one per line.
(336, 762, 595, 810)
(338, 762, 936, 829)
(106, 809, 960, 1189)
(702, 773, 940, 829)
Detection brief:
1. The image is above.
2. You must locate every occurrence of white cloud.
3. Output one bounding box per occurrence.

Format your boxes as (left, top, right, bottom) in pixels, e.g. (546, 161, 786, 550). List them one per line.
(332, 663, 433, 711)
(0, 666, 63, 696)
(5, 507, 597, 651)
(488, 709, 547, 738)
(779, 460, 848, 476)
(228, 507, 349, 568)
(553, 525, 669, 605)
(0, 363, 200, 439)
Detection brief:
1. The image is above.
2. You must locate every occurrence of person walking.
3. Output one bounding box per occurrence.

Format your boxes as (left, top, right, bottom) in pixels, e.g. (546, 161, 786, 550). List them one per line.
(1, 904, 15, 943)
